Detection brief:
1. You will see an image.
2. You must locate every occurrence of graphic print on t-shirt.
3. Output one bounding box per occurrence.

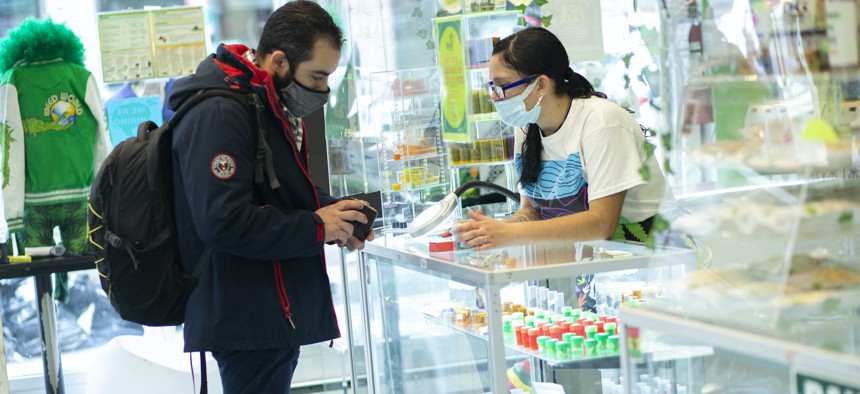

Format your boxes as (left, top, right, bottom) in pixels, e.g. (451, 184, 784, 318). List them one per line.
(515, 152, 589, 219)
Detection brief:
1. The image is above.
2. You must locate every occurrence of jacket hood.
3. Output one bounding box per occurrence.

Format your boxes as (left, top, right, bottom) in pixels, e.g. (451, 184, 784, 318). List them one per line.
(168, 44, 284, 115)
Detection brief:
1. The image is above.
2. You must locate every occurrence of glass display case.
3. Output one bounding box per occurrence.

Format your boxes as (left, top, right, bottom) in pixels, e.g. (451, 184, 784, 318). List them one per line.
(369, 67, 452, 233)
(618, 0, 860, 392)
(357, 234, 697, 393)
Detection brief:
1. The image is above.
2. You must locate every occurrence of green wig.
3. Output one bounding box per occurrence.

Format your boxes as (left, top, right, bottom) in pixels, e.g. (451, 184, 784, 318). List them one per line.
(0, 18, 86, 74)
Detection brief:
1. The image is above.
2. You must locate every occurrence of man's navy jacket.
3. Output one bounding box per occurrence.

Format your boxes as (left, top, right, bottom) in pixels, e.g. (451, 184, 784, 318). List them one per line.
(169, 44, 339, 352)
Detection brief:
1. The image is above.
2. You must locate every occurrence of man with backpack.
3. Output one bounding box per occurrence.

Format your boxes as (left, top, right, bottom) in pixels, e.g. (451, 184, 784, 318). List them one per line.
(167, 2, 370, 392)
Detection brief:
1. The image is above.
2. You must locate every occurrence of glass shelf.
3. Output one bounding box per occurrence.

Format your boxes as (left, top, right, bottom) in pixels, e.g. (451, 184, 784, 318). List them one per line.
(417, 308, 714, 370)
(449, 159, 512, 168)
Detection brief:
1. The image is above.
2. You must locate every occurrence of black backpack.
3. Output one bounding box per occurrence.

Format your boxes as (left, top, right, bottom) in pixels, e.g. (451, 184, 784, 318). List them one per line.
(87, 89, 276, 326)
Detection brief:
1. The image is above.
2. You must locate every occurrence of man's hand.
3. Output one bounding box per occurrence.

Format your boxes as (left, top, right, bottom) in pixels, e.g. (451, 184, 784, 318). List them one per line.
(340, 229, 375, 251)
(315, 199, 368, 245)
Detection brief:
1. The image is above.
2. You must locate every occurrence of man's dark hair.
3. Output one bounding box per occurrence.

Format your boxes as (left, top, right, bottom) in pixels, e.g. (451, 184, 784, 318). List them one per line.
(493, 27, 606, 186)
(258, 1, 345, 68)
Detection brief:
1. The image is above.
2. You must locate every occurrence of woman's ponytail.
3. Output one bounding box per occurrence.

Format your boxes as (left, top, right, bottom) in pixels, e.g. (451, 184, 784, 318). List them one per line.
(520, 123, 543, 185)
(563, 67, 606, 99)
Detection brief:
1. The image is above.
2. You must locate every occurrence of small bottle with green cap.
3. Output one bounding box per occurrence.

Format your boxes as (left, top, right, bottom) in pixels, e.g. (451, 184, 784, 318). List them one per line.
(537, 335, 550, 354)
(596, 332, 609, 356)
(555, 341, 571, 360)
(585, 325, 598, 339)
(570, 335, 584, 358)
(535, 309, 545, 320)
(562, 306, 573, 319)
(608, 335, 620, 355)
(502, 315, 513, 343)
(584, 338, 598, 357)
(546, 338, 559, 359)
(605, 322, 617, 336)
(562, 332, 575, 344)
(525, 315, 536, 328)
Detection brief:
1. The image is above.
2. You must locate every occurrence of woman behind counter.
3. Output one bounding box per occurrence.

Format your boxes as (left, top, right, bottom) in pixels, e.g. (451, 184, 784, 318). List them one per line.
(450, 27, 670, 251)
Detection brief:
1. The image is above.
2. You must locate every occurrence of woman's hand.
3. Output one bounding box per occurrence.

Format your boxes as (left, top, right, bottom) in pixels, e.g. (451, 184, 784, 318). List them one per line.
(453, 209, 516, 251)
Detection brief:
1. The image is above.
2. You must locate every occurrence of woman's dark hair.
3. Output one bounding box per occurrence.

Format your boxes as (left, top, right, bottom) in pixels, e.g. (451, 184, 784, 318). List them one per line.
(493, 27, 606, 185)
(258, 1, 344, 70)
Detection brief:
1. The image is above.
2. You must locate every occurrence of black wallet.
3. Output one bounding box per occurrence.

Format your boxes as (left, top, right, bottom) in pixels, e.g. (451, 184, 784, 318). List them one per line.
(339, 197, 378, 241)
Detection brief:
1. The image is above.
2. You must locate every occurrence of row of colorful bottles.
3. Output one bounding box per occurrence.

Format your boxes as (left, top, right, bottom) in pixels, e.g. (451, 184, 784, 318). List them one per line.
(505, 307, 622, 360)
(448, 136, 513, 165)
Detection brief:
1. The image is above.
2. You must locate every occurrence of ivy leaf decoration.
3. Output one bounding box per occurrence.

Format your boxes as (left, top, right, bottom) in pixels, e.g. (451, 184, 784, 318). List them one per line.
(412, 7, 423, 17)
(517, 16, 527, 26)
(416, 29, 428, 39)
(515, 4, 527, 13)
(426, 40, 435, 50)
(663, 157, 673, 175)
(622, 52, 634, 68)
(436, 10, 448, 17)
(643, 140, 656, 159)
(537, 0, 550, 6)
(541, 15, 553, 27)
(839, 211, 853, 226)
(661, 132, 672, 152)
(639, 163, 651, 182)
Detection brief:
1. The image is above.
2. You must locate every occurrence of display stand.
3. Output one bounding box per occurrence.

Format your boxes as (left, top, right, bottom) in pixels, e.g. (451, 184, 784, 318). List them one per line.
(0, 256, 95, 394)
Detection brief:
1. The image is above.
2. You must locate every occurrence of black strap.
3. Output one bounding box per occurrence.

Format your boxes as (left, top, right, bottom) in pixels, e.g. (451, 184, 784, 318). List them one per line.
(247, 94, 280, 189)
(200, 352, 208, 394)
(165, 90, 249, 131)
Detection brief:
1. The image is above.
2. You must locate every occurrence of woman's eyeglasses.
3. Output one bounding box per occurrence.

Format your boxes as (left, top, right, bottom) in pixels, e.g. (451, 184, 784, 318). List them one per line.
(485, 75, 538, 100)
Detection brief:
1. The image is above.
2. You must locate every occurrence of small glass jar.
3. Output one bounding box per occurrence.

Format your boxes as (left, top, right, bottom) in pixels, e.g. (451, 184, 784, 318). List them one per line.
(584, 338, 598, 357)
(555, 341, 571, 360)
(536, 336, 550, 354)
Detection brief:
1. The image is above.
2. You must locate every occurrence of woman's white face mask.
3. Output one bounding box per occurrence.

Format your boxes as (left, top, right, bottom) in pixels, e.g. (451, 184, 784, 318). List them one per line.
(492, 80, 543, 128)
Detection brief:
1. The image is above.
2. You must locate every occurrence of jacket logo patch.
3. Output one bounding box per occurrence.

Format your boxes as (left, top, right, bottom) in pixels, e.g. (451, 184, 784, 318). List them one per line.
(25, 92, 84, 136)
(211, 154, 236, 180)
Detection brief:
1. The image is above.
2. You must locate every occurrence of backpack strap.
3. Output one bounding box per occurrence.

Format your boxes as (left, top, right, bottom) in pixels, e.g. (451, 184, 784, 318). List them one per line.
(200, 352, 208, 394)
(247, 94, 281, 189)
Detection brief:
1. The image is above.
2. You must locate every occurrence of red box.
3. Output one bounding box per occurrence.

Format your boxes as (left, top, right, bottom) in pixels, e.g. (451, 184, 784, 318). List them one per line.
(429, 240, 454, 252)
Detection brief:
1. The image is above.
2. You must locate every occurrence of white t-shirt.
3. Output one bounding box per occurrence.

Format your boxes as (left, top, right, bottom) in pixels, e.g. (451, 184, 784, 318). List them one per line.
(514, 96, 668, 223)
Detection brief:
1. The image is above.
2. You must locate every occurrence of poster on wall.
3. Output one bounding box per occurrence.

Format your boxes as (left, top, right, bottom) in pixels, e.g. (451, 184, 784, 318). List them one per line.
(542, 0, 604, 62)
(434, 16, 469, 142)
(105, 96, 162, 146)
(98, 7, 206, 83)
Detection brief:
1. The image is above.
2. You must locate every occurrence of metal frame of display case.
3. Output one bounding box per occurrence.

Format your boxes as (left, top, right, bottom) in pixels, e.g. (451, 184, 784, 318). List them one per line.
(619, 308, 860, 394)
(359, 236, 697, 393)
